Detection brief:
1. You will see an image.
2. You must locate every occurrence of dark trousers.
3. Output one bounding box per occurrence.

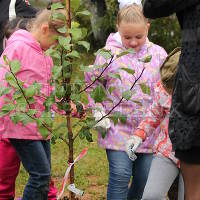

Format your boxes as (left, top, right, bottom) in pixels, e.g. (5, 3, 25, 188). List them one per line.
(10, 139, 51, 200)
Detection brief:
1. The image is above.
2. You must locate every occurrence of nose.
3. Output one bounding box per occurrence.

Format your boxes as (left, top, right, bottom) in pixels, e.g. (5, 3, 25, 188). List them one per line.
(129, 40, 138, 48)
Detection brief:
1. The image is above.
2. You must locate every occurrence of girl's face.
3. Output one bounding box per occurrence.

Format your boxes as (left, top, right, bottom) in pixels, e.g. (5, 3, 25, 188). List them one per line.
(39, 24, 58, 51)
(117, 21, 149, 52)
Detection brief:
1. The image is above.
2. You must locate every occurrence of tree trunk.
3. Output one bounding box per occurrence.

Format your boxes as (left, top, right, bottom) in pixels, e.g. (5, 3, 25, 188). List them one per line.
(65, 1, 75, 200)
(82, 0, 107, 47)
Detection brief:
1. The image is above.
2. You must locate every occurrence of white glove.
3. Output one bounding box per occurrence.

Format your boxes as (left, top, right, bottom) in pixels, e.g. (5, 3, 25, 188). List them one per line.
(125, 135, 142, 160)
(93, 106, 111, 129)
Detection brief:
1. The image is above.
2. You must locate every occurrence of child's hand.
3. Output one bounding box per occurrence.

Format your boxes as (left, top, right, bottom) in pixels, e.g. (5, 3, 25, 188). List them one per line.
(70, 101, 86, 119)
(125, 135, 142, 160)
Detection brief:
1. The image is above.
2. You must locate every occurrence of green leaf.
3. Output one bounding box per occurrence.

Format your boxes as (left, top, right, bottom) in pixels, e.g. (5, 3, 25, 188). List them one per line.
(71, 21, 80, 28)
(139, 83, 151, 95)
(139, 55, 152, 63)
(46, 48, 61, 60)
(95, 49, 112, 60)
(81, 28, 87, 39)
(0, 87, 12, 97)
(1, 104, 15, 112)
(67, 50, 80, 58)
(24, 85, 37, 98)
(120, 68, 135, 75)
(39, 126, 49, 139)
(13, 90, 22, 99)
(91, 86, 107, 103)
(40, 112, 52, 127)
(0, 110, 10, 117)
(5, 72, 18, 88)
(52, 65, 62, 79)
(11, 112, 33, 125)
(10, 113, 21, 124)
(119, 114, 127, 124)
(109, 111, 127, 125)
(108, 86, 115, 94)
(57, 26, 67, 34)
(131, 100, 142, 106)
(55, 86, 65, 99)
(27, 109, 37, 116)
(117, 48, 135, 58)
(3, 55, 8, 65)
(71, 93, 80, 101)
(109, 115, 118, 125)
(10, 60, 21, 74)
(16, 97, 27, 112)
(76, 10, 91, 17)
(69, 28, 82, 41)
(58, 36, 71, 51)
(122, 90, 133, 100)
(96, 127, 107, 138)
(108, 73, 121, 81)
(77, 41, 90, 52)
(51, 2, 64, 10)
(74, 101, 84, 115)
(78, 127, 89, 140)
(36, 118, 43, 127)
(86, 132, 93, 142)
(52, 12, 66, 21)
(71, 0, 81, 11)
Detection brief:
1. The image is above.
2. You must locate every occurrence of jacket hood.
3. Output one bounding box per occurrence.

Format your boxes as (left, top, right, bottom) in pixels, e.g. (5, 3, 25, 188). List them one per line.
(106, 32, 124, 50)
(6, 29, 43, 54)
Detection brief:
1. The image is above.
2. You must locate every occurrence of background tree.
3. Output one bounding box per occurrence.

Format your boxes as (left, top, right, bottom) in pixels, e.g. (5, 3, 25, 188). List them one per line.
(30, 0, 181, 52)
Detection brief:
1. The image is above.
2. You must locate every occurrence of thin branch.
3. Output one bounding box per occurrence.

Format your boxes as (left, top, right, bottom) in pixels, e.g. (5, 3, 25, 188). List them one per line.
(79, 55, 114, 93)
(97, 67, 145, 123)
(9, 65, 52, 133)
(59, 135, 69, 145)
(20, 111, 52, 133)
(9, 70, 31, 108)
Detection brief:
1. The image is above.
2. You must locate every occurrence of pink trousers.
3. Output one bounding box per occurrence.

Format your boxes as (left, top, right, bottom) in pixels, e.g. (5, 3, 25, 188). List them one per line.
(0, 139, 57, 200)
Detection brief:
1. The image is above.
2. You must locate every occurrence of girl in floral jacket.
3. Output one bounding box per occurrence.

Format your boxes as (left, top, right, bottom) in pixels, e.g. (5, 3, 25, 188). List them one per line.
(85, 2, 167, 199)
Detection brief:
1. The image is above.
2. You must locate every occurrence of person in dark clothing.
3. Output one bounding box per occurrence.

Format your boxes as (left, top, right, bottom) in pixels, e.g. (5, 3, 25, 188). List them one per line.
(143, 0, 200, 199)
(0, 0, 37, 55)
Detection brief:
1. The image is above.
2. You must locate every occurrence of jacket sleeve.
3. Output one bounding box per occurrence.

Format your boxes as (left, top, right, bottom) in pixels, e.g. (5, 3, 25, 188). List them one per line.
(134, 86, 165, 140)
(15, 0, 38, 18)
(143, 0, 199, 18)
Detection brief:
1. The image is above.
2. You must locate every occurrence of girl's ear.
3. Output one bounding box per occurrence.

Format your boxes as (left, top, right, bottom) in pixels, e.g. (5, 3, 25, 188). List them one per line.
(41, 23, 50, 35)
(146, 22, 150, 31)
(116, 23, 119, 31)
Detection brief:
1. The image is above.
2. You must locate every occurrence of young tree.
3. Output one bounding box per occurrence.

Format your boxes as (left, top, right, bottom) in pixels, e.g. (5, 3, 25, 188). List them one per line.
(0, 1, 151, 199)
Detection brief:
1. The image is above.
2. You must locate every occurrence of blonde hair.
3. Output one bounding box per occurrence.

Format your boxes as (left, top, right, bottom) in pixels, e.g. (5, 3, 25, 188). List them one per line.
(117, 3, 148, 25)
(160, 47, 181, 94)
(29, 8, 66, 34)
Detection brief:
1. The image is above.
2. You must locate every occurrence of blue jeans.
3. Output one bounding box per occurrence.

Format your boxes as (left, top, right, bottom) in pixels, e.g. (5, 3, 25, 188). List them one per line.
(10, 139, 51, 200)
(128, 153, 153, 200)
(106, 149, 153, 200)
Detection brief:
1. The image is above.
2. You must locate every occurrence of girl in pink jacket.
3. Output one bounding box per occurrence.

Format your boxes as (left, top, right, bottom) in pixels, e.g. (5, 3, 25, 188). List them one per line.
(85, 2, 167, 200)
(0, 17, 58, 200)
(0, 9, 65, 200)
(131, 48, 184, 199)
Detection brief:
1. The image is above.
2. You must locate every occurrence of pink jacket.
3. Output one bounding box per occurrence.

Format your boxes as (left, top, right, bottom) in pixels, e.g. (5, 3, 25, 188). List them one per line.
(0, 30, 53, 140)
(135, 81, 180, 166)
(85, 33, 167, 153)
